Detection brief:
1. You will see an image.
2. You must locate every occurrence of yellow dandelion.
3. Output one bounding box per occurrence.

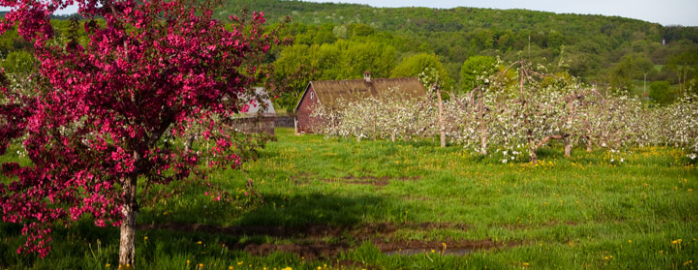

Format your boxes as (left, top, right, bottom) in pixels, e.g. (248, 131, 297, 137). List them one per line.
(197, 241, 202, 245)
(237, 262, 244, 266)
(522, 262, 530, 267)
(144, 236, 148, 241)
(106, 264, 111, 268)
(628, 240, 632, 243)
(229, 267, 233, 270)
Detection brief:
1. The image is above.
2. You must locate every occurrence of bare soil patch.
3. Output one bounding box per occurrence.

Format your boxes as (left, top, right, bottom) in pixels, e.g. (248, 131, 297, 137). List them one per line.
(137, 221, 514, 259)
(323, 175, 423, 187)
(291, 172, 422, 187)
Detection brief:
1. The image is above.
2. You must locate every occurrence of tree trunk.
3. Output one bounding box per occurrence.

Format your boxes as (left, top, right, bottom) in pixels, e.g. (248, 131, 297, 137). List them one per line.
(119, 161, 139, 268)
(184, 133, 195, 152)
(529, 147, 538, 164)
(479, 126, 487, 155)
(564, 138, 572, 158)
(435, 85, 446, 148)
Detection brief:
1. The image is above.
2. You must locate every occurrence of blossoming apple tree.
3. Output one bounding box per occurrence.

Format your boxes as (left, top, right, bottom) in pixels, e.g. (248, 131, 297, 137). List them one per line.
(0, 0, 278, 267)
(311, 58, 698, 164)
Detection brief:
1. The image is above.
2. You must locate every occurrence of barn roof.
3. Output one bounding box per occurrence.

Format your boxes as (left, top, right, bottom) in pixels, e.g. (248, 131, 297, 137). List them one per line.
(295, 77, 427, 111)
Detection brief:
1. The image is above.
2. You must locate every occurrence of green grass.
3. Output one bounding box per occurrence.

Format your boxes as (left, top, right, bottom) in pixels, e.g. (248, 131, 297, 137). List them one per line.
(1, 128, 697, 269)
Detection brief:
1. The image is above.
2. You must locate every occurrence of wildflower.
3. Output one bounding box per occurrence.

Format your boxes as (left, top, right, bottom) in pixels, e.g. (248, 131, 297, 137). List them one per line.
(199, 263, 204, 268)
(106, 264, 111, 268)
(197, 241, 202, 245)
(522, 262, 530, 267)
(144, 236, 148, 241)
(229, 267, 233, 270)
(628, 240, 631, 243)
(237, 262, 244, 266)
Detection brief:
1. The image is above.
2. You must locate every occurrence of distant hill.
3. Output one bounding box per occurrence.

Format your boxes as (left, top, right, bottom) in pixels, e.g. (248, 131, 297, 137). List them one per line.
(213, 0, 697, 102)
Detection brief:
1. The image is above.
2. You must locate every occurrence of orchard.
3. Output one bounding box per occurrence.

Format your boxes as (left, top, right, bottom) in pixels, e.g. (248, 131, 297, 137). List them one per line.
(313, 59, 698, 164)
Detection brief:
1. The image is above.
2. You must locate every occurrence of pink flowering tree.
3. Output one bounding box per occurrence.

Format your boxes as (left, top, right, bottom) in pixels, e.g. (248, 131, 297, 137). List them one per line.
(0, 0, 278, 267)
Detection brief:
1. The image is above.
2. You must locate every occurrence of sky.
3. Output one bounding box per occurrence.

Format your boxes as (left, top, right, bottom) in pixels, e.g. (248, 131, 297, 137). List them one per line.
(2, 0, 697, 26)
(302, 0, 698, 26)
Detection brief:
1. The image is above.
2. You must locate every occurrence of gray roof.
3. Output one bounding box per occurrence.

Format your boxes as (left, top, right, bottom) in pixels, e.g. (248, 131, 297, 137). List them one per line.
(238, 87, 276, 116)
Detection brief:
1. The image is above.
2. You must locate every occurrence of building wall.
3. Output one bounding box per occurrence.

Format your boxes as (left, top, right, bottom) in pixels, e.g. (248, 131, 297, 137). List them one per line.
(296, 85, 322, 133)
(274, 115, 296, 128)
(230, 117, 275, 136)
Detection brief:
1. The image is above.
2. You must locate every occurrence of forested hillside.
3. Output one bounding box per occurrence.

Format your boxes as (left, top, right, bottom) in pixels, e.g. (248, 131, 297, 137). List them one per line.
(214, 0, 698, 110)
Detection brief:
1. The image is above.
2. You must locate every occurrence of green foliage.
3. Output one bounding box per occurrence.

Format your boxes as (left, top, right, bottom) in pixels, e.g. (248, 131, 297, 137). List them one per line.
(649, 81, 674, 105)
(391, 53, 451, 88)
(609, 53, 654, 93)
(1, 50, 34, 75)
(459, 55, 496, 91)
(665, 49, 698, 93)
(273, 38, 397, 111)
(217, 0, 698, 87)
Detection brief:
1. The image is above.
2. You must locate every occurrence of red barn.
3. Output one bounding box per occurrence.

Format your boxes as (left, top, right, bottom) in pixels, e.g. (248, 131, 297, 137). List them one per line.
(294, 73, 427, 134)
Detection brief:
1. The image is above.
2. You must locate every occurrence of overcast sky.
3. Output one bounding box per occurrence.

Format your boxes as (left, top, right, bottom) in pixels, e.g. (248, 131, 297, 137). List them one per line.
(302, 0, 698, 26)
(3, 0, 697, 26)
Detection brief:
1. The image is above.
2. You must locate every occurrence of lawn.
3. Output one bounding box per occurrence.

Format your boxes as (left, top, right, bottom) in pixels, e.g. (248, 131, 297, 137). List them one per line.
(1, 128, 697, 269)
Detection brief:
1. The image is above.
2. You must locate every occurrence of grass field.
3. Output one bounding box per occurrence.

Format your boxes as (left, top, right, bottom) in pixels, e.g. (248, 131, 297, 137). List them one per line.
(1, 128, 697, 269)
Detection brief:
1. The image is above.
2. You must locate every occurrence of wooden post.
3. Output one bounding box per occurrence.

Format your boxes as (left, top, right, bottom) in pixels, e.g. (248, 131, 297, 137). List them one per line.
(435, 84, 446, 148)
(294, 118, 298, 135)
